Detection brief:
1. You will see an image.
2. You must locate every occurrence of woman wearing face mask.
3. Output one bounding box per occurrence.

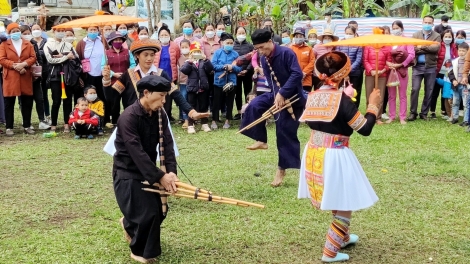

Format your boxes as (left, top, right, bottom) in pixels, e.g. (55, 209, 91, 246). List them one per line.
(154, 26, 181, 120)
(432, 29, 458, 120)
(137, 26, 149, 40)
(314, 29, 338, 58)
(363, 27, 392, 125)
(216, 23, 226, 38)
(233, 26, 254, 120)
(116, 24, 133, 48)
(102, 24, 114, 40)
(201, 23, 220, 115)
(63, 28, 87, 104)
(337, 26, 363, 106)
(211, 32, 241, 130)
(128, 23, 139, 41)
(193, 26, 203, 39)
(281, 29, 291, 47)
(20, 25, 50, 130)
(174, 21, 204, 51)
(44, 27, 76, 132)
(290, 27, 315, 92)
(76, 26, 108, 126)
(385, 20, 415, 125)
(307, 28, 319, 47)
(101, 31, 136, 127)
(177, 39, 191, 128)
(0, 23, 37, 136)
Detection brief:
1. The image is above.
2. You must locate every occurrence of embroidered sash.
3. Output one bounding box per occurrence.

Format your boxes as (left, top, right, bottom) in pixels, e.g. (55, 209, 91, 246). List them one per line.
(299, 90, 342, 122)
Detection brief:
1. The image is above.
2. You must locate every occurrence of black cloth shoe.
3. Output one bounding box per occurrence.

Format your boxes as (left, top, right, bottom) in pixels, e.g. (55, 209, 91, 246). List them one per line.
(430, 113, 437, 119)
(419, 114, 428, 121)
(233, 114, 241, 120)
(407, 114, 417, 121)
(451, 119, 459, 124)
(460, 121, 468, 127)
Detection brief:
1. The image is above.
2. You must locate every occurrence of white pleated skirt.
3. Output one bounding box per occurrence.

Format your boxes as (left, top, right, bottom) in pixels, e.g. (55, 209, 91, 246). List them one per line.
(298, 144, 378, 211)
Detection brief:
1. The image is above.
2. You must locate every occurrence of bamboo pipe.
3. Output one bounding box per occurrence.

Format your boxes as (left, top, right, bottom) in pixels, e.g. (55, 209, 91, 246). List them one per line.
(175, 188, 264, 208)
(142, 188, 243, 206)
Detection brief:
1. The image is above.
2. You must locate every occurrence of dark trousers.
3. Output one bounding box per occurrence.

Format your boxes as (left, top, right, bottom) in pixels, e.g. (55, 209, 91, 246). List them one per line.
(114, 178, 164, 259)
(71, 122, 94, 135)
(235, 73, 253, 111)
(4, 95, 33, 129)
(85, 74, 109, 123)
(164, 94, 173, 120)
(349, 73, 364, 108)
(312, 75, 322, 91)
(208, 72, 215, 111)
(382, 86, 389, 114)
(50, 81, 73, 126)
(240, 92, 303, 169)
(72, 84, 85, 106)
(41, 77, 50, 117)
(0, 77, 5, 123)
(213, 86, 236, 121)
(430, 73, 447, 114)
(187, 91, 209, 125)
(410, 64, 437, 116)
(33, 79, 46, 121)
(103, 85, 121, 124)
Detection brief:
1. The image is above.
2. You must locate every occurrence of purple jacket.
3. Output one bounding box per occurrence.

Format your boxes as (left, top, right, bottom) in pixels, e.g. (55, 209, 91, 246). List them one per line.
(260, 45, 306, 107)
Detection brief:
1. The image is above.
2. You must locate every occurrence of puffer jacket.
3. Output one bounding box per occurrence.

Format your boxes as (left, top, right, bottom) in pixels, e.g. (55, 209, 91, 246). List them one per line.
(153, 41, 180, 82)
(291, 43, 315, 87)
(234, 40, 254, 71)
(180, 59, 214, 92)
(336, 45, 363, 76)
(363, 46, 392, 77)
(211, 48, 241, 87)
(436, 42, 458, 74)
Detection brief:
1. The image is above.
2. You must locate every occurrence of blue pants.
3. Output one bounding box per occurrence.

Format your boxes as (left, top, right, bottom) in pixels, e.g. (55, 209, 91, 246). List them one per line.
(240, 92, 303, 169)
(452, 84, 469, 122)
(178, 84, 188, 120)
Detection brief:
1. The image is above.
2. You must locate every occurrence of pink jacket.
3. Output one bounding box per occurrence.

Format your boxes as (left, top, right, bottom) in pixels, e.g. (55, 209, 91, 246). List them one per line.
(363, 46, 392, 77)
(153, 41, 180, 82)
(201, 36, 221, 60)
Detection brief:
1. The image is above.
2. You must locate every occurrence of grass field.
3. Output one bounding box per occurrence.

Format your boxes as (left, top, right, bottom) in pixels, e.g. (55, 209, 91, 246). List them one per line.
(1, 91, 470, 264)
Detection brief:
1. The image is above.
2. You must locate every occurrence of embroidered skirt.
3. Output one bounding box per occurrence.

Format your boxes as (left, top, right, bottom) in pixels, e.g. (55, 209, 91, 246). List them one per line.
(298, 130, 378, 211)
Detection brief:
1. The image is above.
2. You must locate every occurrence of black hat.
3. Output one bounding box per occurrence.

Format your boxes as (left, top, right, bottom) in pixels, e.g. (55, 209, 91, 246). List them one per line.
(220, 32, 234, 42)
(107, 31, 127, 45)
(251, 29, 272, 45)
(136, 75, 171, 93)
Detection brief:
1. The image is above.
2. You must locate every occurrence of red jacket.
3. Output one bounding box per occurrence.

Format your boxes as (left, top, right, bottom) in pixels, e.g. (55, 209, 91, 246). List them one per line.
(68, 108, 99, 127)
(436, 42, 458, 73)
(363, 46, 392, 77)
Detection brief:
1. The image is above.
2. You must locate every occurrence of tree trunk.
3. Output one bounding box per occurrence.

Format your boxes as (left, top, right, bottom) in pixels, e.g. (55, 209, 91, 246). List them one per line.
(153, 0, 161, 29)
(146, 0, 153, 34)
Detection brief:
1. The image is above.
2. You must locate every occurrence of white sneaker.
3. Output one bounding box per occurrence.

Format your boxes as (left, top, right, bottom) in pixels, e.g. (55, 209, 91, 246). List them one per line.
(6, 129, 14, 137)
(39, 121, 51, 130)
(381, 113, 390, 120)
(29, 125, 35, 130)
(201, 124, 211, 132)
(187, 126, 196, 134)
(45, 116, 52, 125)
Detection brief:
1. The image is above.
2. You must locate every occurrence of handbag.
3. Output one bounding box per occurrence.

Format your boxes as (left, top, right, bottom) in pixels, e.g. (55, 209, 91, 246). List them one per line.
(222, 70, 235, 93)
(31, 63, 42, 78)
(387, 68, 400, 87)
(81, 40, 95, 73)
(63, 50, 82, 86)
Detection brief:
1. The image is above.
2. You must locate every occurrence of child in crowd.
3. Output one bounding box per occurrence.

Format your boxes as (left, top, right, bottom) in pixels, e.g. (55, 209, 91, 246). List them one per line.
(180, 41, 214, 133)
(178, 39, 190, 129)
(68, 97, 99, 139)
(448, 42, 469, 126)
(84, 86, 104, 135)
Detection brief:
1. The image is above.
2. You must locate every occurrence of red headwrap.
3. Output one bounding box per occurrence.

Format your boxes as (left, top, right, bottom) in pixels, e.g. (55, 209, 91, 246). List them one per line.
(6, 23, 19, 34)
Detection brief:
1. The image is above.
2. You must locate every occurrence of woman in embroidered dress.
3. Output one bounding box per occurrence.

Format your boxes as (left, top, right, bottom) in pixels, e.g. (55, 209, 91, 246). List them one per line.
(297, 51, 381, 263)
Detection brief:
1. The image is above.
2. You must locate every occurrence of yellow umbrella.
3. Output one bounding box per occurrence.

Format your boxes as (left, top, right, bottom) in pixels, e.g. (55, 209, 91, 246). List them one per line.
(322, 28, 440, 87)
(52, 12, 147, 29)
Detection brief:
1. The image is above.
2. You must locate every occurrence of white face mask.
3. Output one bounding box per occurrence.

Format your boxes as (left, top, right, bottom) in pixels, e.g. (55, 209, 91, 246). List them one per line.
(55, 32, 65, 39)
(293, 37, 304, 45)
(22, 34, 33, 41)
(159, 37, 170, 44)
(443, 38, 452, 44)
(323, 39, 332, 44)
(181, 48, 190, 55)
(391, 29, 402, 36)
(86, 94, 97, 102)
(64, 37, 75, 43)
(205, 31, 215, 38)
(344, 35, 354, 39)
(237, 35, 246, 42)
(32, 30, 42, 38)
(138, 35, 149, 40)
(442, 23, 448, 27)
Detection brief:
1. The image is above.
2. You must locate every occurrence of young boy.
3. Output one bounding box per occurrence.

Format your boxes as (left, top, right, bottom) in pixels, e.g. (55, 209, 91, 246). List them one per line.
(84, 86, 104, 135)
(178, 39, 190, 129)
(448, 42, 469, 126)
(68, 97, 99, 139)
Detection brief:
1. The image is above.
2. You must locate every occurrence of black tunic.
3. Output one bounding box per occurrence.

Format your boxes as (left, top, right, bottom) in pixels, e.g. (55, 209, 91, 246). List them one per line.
(113, 99, 176, 259)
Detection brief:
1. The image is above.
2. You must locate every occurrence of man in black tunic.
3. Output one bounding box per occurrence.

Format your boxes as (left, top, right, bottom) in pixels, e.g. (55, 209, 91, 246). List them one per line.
(113, 75, 178, 263)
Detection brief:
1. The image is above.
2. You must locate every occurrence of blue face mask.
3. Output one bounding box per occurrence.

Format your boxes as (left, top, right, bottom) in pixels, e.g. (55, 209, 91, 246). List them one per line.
(224, 45, 233, 52)
(87, 32, 98, 40)
(282, 37, 290, 44)
(456, 38, 465, 45)
(422, 24, 433, 31)
(216, 30, 224, 37)
(10, 32, 21, 41)
(119, 29, 128, 36)
(183, 28, 193, 36)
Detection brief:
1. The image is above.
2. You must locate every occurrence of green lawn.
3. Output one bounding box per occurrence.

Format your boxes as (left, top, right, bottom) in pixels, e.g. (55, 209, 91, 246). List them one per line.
(1, 93, 470, 263)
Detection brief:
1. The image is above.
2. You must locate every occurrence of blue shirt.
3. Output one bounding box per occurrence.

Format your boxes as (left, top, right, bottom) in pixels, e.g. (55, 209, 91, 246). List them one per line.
(418, 31, 431, 64)
(160, 45, 172, 80)
(211, 49, 241, 87)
